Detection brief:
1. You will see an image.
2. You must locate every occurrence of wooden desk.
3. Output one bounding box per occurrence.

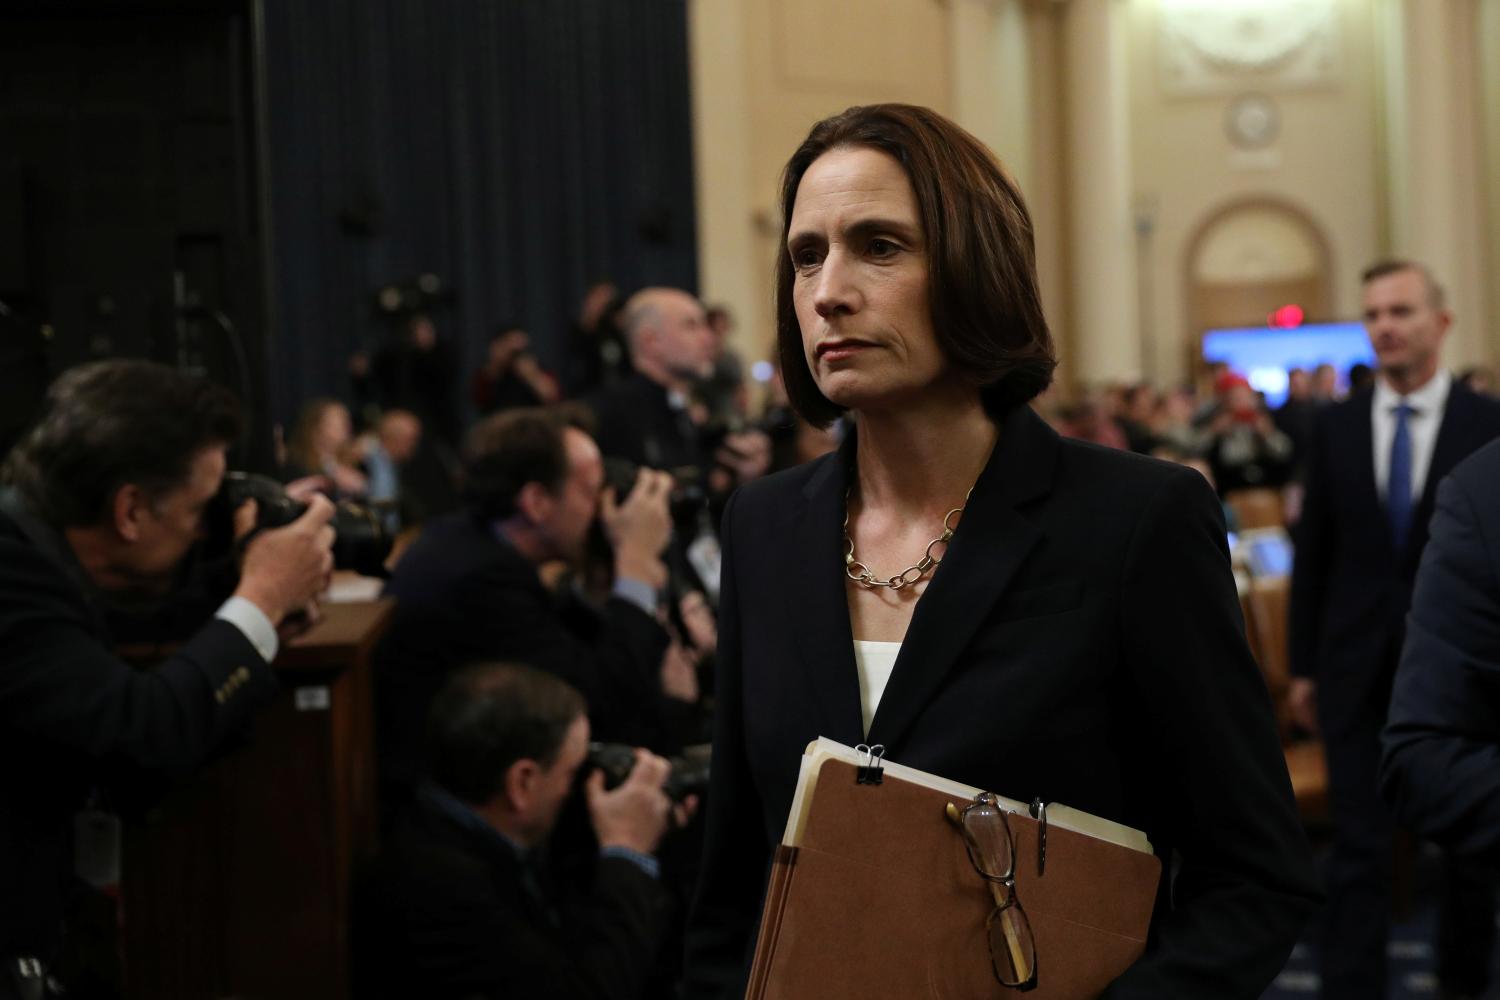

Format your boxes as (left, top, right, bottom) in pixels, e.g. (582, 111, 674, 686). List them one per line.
(121, 599, 393, 1000)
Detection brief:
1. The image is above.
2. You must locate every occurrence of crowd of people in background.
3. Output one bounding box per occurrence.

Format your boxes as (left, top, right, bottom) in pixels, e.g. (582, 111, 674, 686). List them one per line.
(281, 277, 1500, 548)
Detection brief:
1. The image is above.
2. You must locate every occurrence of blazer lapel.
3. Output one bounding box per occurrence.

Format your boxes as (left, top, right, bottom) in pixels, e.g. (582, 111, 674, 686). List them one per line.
(777, 434, 865, 746)
(865, 407, 1055, 753)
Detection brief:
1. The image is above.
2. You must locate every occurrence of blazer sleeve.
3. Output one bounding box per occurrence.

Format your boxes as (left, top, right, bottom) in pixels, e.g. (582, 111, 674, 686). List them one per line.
(1381, 466, 1500, 859)
(683, 488, 770, 1000)
(0, 535, 275, 771)
(1106, 468, 1320, 999)
(1289, 409, 1335, 679)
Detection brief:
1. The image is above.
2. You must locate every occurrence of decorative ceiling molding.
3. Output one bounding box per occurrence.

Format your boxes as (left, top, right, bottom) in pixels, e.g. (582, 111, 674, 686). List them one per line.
(1158, 0, 1339, 97)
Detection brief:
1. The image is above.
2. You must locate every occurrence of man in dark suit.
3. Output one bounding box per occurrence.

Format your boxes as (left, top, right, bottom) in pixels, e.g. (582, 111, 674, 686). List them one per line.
(1383, 439, 1500, 862)
(375, 408, 696, 820)
(588, 287, 770, 486)
(358, 662, 685, 1000)
(0, 360, 334, 999)
(1289, 260, 1500, 998)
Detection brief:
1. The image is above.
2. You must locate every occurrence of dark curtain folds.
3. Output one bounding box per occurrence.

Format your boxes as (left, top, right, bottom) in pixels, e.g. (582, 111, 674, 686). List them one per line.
(259, 0, 697, 425)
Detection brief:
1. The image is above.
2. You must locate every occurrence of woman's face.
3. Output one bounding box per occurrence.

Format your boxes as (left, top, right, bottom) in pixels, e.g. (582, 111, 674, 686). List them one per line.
(316, 404, 352, 452)
(787, 146, 949, 414)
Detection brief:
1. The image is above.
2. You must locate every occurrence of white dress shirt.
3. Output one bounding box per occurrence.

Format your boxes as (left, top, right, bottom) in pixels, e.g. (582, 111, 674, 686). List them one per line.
(216, 595, 280, 663)
(852, 639, 901, 737)
(1371, 368, 1451, 502)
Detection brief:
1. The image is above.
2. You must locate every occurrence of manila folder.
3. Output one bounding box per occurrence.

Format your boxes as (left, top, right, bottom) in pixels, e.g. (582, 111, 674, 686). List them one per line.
(746, 742, 1161, 999)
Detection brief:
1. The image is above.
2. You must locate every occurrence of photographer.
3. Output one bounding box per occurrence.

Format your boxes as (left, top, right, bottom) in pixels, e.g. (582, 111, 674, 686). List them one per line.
(0, 360, 334, 999)
(471, 325, 561, 415)
(588, 287, 771, 493)
(357, 663, 690, 1000)
(375, 407, 701, 822)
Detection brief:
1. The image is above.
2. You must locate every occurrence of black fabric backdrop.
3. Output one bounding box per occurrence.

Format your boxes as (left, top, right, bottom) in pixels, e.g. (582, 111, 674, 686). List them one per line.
(259, 0, 698, 426)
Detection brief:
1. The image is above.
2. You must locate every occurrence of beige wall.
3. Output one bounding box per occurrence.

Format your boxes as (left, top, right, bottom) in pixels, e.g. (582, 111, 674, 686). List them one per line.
(690, 0, 953, 375)
(692, 0, 1499, 390)
(1470, 0, 1500, 369)
(1127, 0, 1382, 386)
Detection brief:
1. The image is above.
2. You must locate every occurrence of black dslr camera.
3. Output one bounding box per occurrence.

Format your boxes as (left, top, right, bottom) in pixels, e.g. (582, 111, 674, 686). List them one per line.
(601, 456, 708, 528)
(587, 742, 711, 803)
(208, 472, 394, 578)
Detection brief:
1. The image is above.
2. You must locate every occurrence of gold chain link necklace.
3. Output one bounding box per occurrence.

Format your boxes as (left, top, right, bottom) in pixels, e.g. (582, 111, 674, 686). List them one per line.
(843, 486, 972, 590)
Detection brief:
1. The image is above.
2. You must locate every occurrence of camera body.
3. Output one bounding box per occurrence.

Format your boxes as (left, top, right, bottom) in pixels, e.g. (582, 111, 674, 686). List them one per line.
(586, 742, 710, 803)
(601, 456, 707, 528)
(211, 472, 394, 577)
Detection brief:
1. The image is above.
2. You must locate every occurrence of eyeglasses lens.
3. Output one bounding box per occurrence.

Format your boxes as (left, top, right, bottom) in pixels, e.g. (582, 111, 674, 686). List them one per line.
(963, 800, 1014, 881)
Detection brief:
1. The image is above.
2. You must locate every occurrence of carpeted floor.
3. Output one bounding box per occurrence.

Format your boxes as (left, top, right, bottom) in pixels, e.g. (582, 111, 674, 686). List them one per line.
(1263, 843, 1500, 999)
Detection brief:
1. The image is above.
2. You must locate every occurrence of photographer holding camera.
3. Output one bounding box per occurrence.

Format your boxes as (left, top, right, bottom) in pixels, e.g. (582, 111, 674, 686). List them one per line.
(358, 662, 692, 1000)
(0, 360, 335, 998)
(376, 407, 702, 823)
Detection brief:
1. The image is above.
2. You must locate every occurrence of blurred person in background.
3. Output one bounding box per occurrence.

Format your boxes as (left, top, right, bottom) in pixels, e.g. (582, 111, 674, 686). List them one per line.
(1204, 372, 1294, 495)
(282, 398, 369, 498)
(1290, 259, 1500, 1000)
(565, 280, 629, 397)
(472, 324, 562, 416)
(589, 287, 771, 495)
(1275, 367, 1318, 476)
(374, 407, 701, 823)
(1347, 362, 1375, 396)
(1312, 362, 1339, 404)
(695, 305, 749, 424)
(1457, 365, 1494, 398)
(370, 312, 461, 448)
(1117, 382, 1162, 454)
(356, 409, 423, 533)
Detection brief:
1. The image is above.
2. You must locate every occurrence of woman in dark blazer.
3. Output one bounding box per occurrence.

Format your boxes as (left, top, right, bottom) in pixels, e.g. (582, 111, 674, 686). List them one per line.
(683, 104, 1318, 999)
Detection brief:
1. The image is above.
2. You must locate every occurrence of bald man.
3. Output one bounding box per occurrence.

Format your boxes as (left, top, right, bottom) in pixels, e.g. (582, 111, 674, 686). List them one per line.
(587, 288, 716, 473)
(588, 288, 769, 490)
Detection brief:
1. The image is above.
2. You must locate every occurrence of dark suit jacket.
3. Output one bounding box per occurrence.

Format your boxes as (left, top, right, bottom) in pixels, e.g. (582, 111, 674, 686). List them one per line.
(684, 407, 1319, 999)
(1289, 383, 1500, 733)
(0, 491, 275, 958)
(588, 372, 703, 473)
(1381, 438, 1500, 860)
(356, 784, 675, 1000)
(376, 511, 673, 804)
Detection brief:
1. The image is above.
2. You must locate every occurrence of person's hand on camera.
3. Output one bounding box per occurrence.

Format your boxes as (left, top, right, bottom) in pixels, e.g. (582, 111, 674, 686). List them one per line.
(585, 748, 677, 856)
(232, 494, 336, 629)
(601, 469, 673, 589)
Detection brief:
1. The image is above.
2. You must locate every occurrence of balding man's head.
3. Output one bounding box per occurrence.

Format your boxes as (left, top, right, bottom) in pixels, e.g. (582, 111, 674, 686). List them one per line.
(379, 409, 422, 463)
(620, 287, 714, 388)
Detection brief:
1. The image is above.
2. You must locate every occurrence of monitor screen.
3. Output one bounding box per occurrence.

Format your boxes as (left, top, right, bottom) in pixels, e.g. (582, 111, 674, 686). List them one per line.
(1201, 322, 1376, 407)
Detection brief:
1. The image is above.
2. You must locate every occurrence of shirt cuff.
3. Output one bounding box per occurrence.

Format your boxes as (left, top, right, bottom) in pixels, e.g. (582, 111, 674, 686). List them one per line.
(600, 845, 661, 880)
(216, 596, 280, 664)
(611, 576, 658, 617)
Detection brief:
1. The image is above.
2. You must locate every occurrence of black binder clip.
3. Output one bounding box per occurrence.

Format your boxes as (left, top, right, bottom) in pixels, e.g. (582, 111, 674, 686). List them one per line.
(854, 743, 885, 785)
(1029, 796, 1048, 877)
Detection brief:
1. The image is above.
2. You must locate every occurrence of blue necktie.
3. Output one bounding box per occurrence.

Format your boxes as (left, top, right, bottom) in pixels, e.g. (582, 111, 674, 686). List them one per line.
(1388, 402, 1415, 552)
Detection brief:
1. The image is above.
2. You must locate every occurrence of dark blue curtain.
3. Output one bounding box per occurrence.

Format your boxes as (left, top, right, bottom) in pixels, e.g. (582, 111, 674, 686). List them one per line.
(259, 0, 697, 424)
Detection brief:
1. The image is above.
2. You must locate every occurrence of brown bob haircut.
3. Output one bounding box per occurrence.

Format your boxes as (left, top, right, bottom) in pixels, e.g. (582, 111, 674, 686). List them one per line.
(775, 103, 1056, 427)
